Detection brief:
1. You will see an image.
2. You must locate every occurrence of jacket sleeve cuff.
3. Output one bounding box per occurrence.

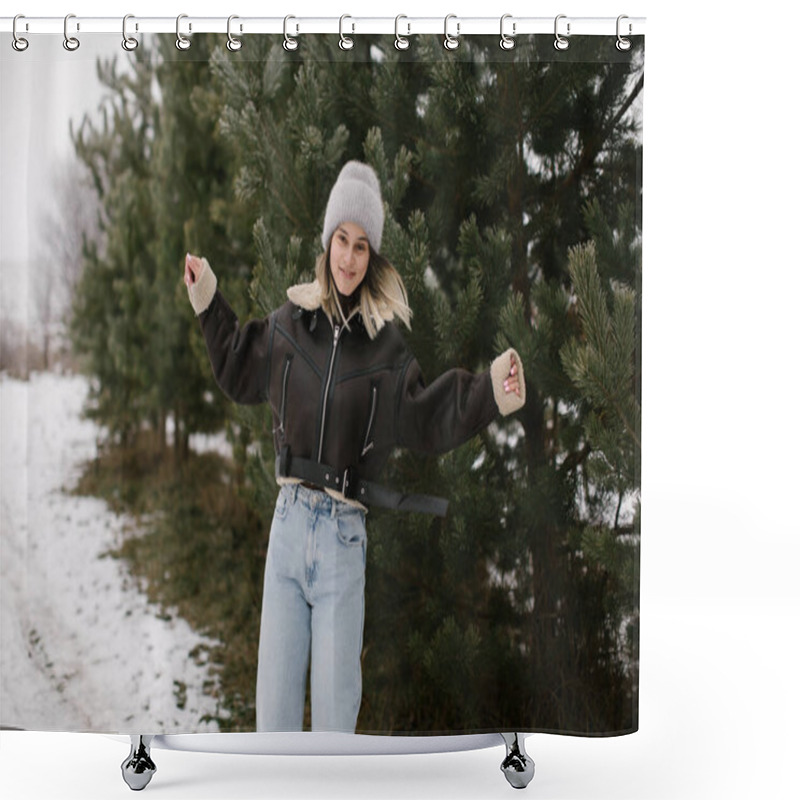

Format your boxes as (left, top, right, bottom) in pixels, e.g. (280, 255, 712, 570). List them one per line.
(490, 348, 526, 416)
(187, 258, 217, 316)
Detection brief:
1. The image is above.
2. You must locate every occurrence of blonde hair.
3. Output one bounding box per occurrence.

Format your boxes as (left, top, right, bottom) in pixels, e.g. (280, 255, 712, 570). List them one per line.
(315, 245, 412, 340)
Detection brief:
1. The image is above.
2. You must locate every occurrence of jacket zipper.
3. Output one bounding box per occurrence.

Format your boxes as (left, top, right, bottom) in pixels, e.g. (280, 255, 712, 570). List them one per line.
(278, 355, 293, 435)
(317, 324, 341, 462)
(361, 384, 377, 457)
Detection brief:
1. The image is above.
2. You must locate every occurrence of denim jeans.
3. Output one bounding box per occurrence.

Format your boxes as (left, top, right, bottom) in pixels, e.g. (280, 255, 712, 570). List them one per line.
(256, 484, 367, 732)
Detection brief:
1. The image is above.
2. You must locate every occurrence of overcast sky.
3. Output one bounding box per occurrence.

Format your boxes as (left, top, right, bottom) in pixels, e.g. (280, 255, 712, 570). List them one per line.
(1, 35, 109, 321)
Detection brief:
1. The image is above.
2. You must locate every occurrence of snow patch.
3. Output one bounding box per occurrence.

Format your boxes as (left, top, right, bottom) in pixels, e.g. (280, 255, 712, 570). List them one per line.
(1, 372, 221, 733)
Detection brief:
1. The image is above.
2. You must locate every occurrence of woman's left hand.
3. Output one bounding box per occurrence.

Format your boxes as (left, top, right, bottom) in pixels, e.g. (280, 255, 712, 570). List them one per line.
(503, 352, 521, 397)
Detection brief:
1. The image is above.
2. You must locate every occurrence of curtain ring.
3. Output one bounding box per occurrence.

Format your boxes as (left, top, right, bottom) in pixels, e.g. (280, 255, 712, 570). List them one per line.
(63, 13, 80, 51)
(12, 14, 29, 52)
(176, 14, 191, 50)
(227, 15, 243, 51)
(443, 14, 459, 51)
(500, 14, 516, 50)
(616, 15, 632, 51)
(394, 15, 410, 51)
(339, 15, 354, 50)
(554, 14, 570, 51)
(122, 14, 138, 51)
(283, 15, 299, 51)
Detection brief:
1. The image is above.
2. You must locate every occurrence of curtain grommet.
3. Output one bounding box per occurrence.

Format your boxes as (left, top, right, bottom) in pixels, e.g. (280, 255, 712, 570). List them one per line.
(554, 14, 570, 51)
(443, 14, 460, 51)
(500, 14, 516, 51)
(339, 15, 355, 51)
(226, 15, 242, 51)
(12, 14, 29, 52)
(283, 15, 299, 51)
(63, 14, 80, 51)
(394, 15, 410, 51)
(176, 14, 191, 51)
(122, 14, 138, 51)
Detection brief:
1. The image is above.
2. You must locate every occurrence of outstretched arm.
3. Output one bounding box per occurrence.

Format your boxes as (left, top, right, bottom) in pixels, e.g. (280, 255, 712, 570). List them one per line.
(184, 253, 271, 406)
(396, 348, 526, 455)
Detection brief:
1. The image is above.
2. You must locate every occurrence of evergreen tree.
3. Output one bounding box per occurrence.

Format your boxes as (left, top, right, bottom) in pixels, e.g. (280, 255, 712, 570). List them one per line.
(207, 34, 643, 732)
(149, 37, 255, 460)
(72, 32, 643, 733)
(71, 50, 161, 444)
(70, 38, 249, 457)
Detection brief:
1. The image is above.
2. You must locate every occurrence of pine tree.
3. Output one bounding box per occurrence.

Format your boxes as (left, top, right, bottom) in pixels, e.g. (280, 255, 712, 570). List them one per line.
(70, 38, 249, 457)
(560, 207, 641, 702)
(207, 33, 644, 733)
(73, 32, 643, 732)
(149, 36, 255, 460)
(71, 50, 161, 444)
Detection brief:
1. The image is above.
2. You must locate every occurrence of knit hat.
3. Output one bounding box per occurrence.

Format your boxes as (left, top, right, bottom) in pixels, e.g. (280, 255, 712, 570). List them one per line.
(321, 161, 384, 253)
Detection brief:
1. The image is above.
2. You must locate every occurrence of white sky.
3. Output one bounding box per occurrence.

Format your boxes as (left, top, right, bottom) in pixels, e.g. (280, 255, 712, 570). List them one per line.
(1, 36, 109, 321)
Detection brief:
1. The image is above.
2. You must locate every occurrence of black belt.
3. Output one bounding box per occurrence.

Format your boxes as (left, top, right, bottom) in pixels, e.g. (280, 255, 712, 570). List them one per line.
(276, 446, 449, 517)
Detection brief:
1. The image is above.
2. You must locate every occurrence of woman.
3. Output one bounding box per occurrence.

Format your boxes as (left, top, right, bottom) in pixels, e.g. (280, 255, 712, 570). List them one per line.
(184, 161, 525, 733)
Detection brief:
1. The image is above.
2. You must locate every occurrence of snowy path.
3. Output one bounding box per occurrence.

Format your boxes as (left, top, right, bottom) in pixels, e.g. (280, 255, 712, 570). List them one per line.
(1, 372, 220, 733)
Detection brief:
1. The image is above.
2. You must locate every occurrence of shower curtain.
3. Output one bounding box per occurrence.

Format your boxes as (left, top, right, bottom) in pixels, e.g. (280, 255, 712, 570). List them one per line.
(1, 21, 643, 740)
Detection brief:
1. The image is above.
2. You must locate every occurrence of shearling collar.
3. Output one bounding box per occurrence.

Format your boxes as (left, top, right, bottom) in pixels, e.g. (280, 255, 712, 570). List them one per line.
(286, 279, 395, 325)
(286, 280, 323, 311)
(287, 279, 361, 334)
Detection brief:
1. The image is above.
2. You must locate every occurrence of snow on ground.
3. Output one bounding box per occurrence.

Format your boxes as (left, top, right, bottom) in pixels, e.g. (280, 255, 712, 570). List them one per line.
(0, 371, 221, 733)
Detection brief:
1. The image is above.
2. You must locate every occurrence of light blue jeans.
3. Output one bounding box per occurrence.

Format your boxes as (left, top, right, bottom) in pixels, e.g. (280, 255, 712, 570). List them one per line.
(256, 484, 367, 732)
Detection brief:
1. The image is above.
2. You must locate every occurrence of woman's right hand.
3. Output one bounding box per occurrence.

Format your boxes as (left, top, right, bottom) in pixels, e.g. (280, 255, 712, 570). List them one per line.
(184, 253, 204, 288)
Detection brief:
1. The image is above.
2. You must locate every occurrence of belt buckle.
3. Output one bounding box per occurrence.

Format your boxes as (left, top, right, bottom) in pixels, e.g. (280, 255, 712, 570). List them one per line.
(341, 466, 357, 500)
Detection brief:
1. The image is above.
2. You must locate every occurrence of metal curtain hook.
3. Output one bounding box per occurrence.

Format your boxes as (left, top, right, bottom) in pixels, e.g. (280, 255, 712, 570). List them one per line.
(176, 14, 191, 50)
(500, 14, 516, 50)
(63, 13, 80, 51)
(122, 14, 138, 51)
(616, 15, 632, 51)
(12, 14, 29, 51)
(227, 15, 242, 51)
(283, 15, 299, 51)
(395, 15, 410, 50)
(339, 14, 354, 50)
(554, 14, 570, 51)
(443, 14, 459, 51)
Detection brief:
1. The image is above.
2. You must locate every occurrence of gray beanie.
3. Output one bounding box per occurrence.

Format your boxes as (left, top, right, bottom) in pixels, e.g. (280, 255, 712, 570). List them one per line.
(321, 161, 384, 253)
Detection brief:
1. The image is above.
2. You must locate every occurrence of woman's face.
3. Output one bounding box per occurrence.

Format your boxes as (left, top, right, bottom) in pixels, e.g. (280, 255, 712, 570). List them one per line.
(330, 222, 370, 297)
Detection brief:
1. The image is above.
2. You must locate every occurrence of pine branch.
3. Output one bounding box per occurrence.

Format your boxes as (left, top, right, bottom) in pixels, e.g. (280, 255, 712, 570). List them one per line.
(559, 442, 592, 475)
(557, 72, 644, 198)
